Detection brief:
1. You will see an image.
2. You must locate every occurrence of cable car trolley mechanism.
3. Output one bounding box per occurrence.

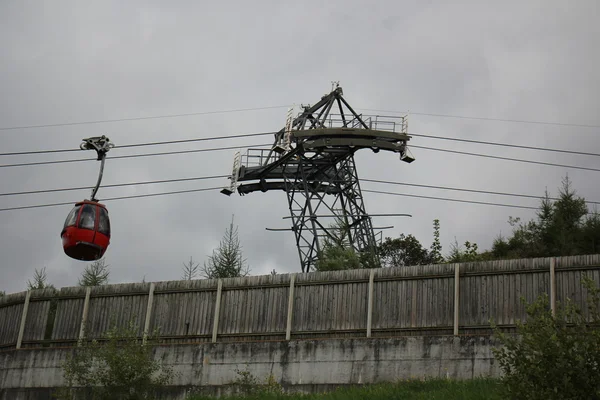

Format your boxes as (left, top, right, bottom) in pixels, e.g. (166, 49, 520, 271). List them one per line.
(61, 135, 114, 261)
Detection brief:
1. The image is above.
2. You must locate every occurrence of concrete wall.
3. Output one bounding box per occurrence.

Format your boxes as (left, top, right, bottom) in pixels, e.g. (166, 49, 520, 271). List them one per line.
(0, 335, 500, 399)
(6, 254, 599, 398)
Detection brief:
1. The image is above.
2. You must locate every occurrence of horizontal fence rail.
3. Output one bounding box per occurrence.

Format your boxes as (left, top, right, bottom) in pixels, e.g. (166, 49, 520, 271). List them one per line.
(1, 254, 599, 350)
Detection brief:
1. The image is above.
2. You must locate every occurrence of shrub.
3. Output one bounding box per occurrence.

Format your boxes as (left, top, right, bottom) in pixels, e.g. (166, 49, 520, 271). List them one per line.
(230, 367, 284, 396)
(55, 321, 175, 400)
(492, 275, 600, 400)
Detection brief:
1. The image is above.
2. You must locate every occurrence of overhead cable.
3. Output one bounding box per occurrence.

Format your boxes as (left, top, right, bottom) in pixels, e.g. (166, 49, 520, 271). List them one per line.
(0, 175, 228, 197)
(0, 143, 271, 168)
(413, 145, 600, 173)
(2, 104, 595, 132)
(361, 178, 600, 206)
(362, 189, 539, 210)
(0, 187, 222, 212)
(1, 138, 597, 173)
(0, 131, 275, 157)
(3, 130, 596, 158)
(0, 185, 543, 213)
(4, 174, 600, 208)
(410, 133, 600, 157)
(0, 106, 290, 131)
(357, 108, 600, 129)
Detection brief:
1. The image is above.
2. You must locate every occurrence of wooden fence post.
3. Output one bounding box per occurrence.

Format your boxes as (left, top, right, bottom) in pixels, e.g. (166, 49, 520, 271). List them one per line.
(16, 290, 31, 349)
(212, 280, 223, 343)
(286, 274, 296, 340)
(453, 264, 460, 336)
(550, 257, 556, 316)
(143, 282, 155, 344)
(366, 269, 375, 338)
(78, 287, 92, 345)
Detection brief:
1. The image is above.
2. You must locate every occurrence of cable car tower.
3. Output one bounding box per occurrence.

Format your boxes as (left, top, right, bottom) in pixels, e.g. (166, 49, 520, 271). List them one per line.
(221, 84, 415, 272)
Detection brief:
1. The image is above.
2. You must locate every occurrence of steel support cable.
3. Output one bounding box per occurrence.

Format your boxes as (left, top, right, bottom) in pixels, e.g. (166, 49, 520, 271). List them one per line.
(2, 103, 594, 136)
(356, 107, 600, 129)
(4, 173, 592, 207)
(2, 139, 598, 173)
(1, 102, 594, 133)
(8, 172, 595, 206)
(2, 153, 600, 204)
(361, 178, 600, 206)
(0, 175, 228, 197)
(0, 105, 291, 132)
(409, 134, 600, 157)
(0, 131, 276, 157)
(412, 145, 600, 173)
(362, 189, 539, 210)
(0, 142, 272, 168)
(0, 186, 222, 212)
(2, 128, 598, 159)
(0, 185, 547, 212)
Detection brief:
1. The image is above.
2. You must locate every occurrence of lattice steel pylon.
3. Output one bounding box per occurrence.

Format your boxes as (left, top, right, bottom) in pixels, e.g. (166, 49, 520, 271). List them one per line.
(221, 84, 415, 272)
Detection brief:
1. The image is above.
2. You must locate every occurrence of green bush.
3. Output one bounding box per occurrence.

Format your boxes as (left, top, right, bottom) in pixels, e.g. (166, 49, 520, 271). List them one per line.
(492, 275, 600, 400)
(228, 367, 284, 397)
(54, 322, 176, 400)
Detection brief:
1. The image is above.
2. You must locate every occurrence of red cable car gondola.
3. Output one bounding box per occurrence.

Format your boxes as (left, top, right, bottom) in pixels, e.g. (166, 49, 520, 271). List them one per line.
(61, 136, 114, 261)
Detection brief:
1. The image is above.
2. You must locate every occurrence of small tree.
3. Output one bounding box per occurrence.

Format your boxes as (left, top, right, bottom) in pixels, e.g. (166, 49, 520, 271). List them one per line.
(378, 233, 433, 267)
(56, 321, 175, 400)
(315, 241, 362, 271)
(445, 239, 489, 263)
(429, 219, 444, 263)
(581, 210, 600, 254)
(0, 290, 4, 297)
(78, 259, 110, 287)
(492, 275, 600, 399)
(491, 176, 591, 260)
(202, 215, 250, 279)
(315, 217, 363, 271)
(182, 256, 200, 280)
(27, 267, 55, 290)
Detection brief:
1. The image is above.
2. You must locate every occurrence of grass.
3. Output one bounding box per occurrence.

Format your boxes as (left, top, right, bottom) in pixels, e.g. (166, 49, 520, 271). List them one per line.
(186, 378, 503, 400)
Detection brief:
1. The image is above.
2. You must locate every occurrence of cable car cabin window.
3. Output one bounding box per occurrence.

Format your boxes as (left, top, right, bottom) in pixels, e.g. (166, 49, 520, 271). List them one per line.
(78, 204, 96, 230)
(63, 205, 81, 229)
(98, 207, 110, 236)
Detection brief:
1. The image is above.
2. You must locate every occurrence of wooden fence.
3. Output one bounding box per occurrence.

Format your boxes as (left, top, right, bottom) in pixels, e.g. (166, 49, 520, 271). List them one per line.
(1, 254, 599, 350)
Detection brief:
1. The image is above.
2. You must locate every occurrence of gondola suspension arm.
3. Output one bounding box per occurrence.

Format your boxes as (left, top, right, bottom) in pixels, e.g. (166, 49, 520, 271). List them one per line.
(80, 135, 114, 201)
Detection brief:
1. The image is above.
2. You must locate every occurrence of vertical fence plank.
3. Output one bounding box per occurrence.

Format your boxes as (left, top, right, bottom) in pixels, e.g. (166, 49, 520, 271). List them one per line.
(143, 283, 155, 344)
(78, 287, 92, 345)
(212, 280, 223, 343)
(286, 274, 296, 340)
(453, 264, 460, 336)
(411, 280, 417, 328)
(366, 269, 375, 338)
(550, 257, 556, 316)
(16, 291, 31, 349)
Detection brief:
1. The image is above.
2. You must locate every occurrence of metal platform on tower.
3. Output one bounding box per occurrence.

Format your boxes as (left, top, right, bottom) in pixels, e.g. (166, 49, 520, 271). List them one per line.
(220, 84, 415, 272)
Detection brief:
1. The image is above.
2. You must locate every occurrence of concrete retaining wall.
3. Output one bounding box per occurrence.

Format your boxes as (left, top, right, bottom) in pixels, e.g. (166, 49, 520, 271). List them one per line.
(0, 335, 500, 399)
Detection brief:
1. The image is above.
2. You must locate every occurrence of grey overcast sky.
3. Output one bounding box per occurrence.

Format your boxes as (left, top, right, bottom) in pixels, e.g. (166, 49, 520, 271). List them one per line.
(1, 0, 599, 293)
